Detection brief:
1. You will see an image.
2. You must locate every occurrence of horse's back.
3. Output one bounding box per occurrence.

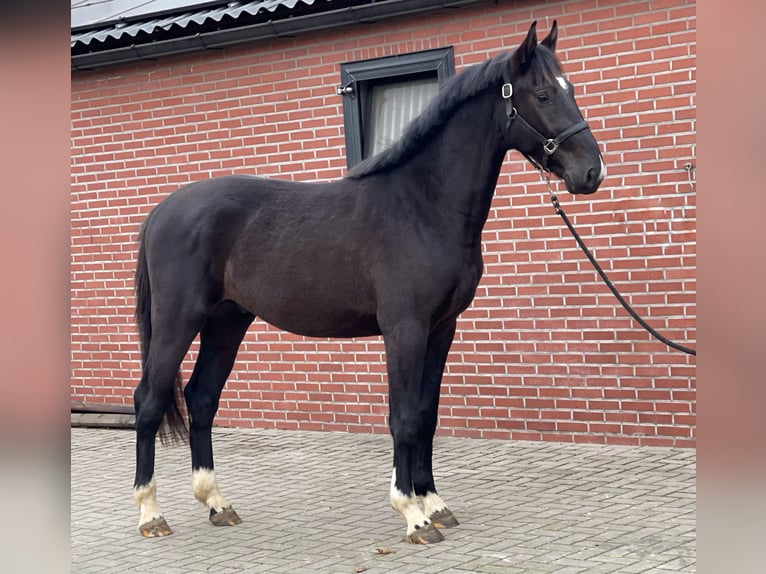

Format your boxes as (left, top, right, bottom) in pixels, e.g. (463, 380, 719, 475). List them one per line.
(139, 174, 383, 336)
(142, 174, 339, 256)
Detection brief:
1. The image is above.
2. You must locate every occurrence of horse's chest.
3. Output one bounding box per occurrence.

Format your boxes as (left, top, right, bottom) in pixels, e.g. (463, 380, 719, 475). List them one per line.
(452, 265, 482, 310)
(430, 258, 482, 320)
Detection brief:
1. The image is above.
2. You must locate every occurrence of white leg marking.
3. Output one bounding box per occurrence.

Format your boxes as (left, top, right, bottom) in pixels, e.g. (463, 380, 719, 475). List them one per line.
(192, 468, 231, 512)
(133, 477, 162, 527)
(421, 491, 449, 518)
(389, 468, 430, 535)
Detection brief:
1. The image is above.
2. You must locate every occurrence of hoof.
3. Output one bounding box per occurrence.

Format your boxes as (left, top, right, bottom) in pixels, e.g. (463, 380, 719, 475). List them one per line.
(139, 516, 173, 537)
(430, 508, 459, 529)
(209, 506, 242, 526)
(405, 523, 445, 544)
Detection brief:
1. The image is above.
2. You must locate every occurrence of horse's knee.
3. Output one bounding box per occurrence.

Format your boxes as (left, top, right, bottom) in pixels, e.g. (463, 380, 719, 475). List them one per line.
(390, 407, 426, 441)
(185, 391, 219, 428)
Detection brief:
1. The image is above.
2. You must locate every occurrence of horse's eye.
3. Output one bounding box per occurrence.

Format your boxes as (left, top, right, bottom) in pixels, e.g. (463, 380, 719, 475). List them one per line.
(536, 92, 550, 103)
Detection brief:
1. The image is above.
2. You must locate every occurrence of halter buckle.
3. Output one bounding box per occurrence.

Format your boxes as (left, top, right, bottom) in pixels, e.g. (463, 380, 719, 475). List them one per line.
(543, 139, 559, 155)
(501, 83, 513, 99)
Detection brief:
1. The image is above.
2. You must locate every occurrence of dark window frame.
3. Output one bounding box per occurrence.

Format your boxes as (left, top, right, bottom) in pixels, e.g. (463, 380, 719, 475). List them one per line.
(339, 47, 455, 168)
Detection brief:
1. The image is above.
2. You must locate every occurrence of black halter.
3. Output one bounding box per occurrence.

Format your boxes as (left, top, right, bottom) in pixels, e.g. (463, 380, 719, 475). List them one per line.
(501, 80, 589, 173)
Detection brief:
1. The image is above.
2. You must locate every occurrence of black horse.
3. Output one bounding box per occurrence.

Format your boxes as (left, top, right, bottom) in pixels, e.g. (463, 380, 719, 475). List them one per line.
(132, 21, 604, 544)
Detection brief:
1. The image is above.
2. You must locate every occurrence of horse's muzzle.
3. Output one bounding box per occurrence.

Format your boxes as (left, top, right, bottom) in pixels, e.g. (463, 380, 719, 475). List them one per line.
(566, 157, 605, 195)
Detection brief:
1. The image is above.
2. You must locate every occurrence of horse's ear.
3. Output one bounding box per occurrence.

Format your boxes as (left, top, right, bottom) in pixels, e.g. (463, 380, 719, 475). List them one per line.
(541, 20, 558, 52)
(514, 20, 538, 68)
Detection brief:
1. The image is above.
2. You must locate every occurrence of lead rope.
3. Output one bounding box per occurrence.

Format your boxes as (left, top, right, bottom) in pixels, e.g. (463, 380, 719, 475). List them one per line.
(542, 174, 697, 356)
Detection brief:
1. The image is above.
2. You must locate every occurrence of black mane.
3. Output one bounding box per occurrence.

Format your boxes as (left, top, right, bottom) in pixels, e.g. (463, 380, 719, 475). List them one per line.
(346, 45, 563, 180)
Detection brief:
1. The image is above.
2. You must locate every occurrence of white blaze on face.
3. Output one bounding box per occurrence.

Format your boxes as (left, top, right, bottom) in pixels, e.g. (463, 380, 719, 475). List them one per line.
(556, 75, 569, 92)
(598, 156, 607, 182)
(192, 468, 231, 512)
(133, 477, 162, 527)
(389, 468, 431, 535)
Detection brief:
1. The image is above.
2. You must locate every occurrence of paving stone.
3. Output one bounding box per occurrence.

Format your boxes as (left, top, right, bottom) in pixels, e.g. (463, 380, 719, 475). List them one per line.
(72, 427, 696, 573)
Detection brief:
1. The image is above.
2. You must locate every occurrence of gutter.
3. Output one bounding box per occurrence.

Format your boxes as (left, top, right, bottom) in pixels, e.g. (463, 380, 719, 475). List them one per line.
(72, 0, 488, 70)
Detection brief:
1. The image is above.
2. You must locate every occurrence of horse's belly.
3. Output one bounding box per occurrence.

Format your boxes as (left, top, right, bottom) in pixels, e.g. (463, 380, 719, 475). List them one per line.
(258, 306, 381, 339)
(231, 274, 381, 339)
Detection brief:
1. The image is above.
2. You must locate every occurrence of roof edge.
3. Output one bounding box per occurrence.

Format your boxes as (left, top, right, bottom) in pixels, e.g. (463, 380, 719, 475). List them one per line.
(72, 0, 489, 71)
(71, 0, 231, 33)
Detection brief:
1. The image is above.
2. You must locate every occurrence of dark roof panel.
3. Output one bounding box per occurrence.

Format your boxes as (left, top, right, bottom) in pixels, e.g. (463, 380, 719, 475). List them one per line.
(71, 1, 222, 28)
(71, 0, 320, 47)
(71, 0, 485, 70)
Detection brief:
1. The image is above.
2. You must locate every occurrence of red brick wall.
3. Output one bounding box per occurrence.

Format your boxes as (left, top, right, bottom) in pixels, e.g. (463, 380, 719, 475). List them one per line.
(71, 0, 696, 446)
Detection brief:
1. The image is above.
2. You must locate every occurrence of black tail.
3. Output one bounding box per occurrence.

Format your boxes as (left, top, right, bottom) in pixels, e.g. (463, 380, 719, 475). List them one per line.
(135, 221, 188, 445)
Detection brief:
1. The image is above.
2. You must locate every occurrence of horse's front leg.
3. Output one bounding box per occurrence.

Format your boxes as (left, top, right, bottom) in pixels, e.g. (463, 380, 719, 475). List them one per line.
(415, 320, 460, 529)
(383, 318, 445, 544)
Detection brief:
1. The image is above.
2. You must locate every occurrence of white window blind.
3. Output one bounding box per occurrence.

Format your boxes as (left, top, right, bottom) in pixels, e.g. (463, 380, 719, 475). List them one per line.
(364, 77, 439, 158)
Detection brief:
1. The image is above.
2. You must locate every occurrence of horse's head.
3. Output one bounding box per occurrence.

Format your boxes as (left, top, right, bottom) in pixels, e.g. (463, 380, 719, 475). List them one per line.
(504, 21, 604, 195)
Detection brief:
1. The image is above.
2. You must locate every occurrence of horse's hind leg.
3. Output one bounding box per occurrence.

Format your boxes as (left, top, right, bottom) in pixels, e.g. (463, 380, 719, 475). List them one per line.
(184, 302, 253, 527)
(133, 316, 201, 537)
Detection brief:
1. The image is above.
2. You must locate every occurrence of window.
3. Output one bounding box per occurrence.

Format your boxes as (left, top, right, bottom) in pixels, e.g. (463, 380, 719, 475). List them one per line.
(338, 47, 455, 168)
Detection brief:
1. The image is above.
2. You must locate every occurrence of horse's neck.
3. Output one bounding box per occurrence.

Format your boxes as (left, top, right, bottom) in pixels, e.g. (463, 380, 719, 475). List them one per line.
(404, 90, 507, 242)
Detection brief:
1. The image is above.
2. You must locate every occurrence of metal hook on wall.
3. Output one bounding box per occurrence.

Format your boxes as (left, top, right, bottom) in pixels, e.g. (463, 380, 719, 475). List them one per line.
(683, 162, 695, 191)
(336, 81, 355, 97)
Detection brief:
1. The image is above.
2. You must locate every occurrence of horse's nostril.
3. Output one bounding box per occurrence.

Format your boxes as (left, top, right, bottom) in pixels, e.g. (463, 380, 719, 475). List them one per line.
(586, 166, 604, 189)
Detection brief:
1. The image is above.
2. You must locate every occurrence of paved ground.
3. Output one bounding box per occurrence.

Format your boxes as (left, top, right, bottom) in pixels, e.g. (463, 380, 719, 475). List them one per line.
(71, 427, 695, 573)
